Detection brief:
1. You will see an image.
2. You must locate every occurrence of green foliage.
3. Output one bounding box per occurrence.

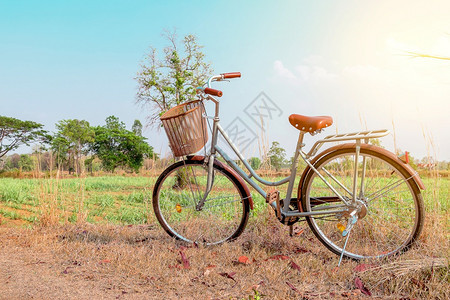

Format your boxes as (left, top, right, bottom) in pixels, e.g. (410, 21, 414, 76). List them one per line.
(91, 116, 156, 172)
(132, 119, 143, 136)
(0, 116, 50, 158)
(1, 154, 34, 171)
(289, 155, 307, 171)
(18, 154, 34, 171)
(268, 141, 287, 171)
(248, 157, 261, 170)
(369, 138, 383, 148)
(52, 119, 94, 174)
(135, 31, 213, 125)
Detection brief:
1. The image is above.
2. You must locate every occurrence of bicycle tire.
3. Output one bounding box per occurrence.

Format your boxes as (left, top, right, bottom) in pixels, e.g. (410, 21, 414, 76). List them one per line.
(153, 158, 250, 245)
(301, 144, 424, 260)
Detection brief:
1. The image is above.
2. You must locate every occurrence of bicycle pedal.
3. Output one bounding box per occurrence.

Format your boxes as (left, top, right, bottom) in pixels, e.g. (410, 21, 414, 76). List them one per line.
(266, 189, 281, 219)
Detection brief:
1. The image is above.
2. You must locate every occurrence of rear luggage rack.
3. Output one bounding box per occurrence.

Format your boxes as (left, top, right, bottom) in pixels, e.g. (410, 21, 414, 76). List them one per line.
(306, 129, 390, 158)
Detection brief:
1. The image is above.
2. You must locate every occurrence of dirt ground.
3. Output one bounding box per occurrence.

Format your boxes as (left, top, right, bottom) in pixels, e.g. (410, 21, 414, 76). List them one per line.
(0, 218, 448, 300)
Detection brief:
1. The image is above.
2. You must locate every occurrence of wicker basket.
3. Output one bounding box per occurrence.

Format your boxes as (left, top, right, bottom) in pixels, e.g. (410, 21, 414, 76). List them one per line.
(160, 100, 208, 157)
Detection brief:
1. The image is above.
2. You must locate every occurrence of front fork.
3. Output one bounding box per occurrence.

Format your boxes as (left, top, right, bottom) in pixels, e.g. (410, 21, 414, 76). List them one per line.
(195, 154, 215, 210)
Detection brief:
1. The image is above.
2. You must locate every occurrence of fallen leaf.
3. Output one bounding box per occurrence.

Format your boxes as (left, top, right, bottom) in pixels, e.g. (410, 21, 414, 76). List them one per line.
(354, 263, 376, 272)
(267, 255, 290, 261)
(294, 228, 305, 236)
(290, 261, 301, 271)
(250, 280, 265, 291)
(286, 281, 300, 294)
(99, 259, 111, 264)
(179, 251, 190, 269)
(354, 277, 371, 296)
(203, 265, 216, 276)
(168, 264, 183, 269)
(238, 255, 251, 265)
(219, 272, 236, 281)
(293, 246, 309, 254)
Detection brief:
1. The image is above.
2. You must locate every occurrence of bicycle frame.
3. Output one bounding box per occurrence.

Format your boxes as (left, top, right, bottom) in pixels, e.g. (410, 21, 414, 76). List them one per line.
(197, 81, 390, 219)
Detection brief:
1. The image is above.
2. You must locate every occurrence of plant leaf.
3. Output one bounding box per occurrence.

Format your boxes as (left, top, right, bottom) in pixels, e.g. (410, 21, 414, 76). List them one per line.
(354, 263, 376, 272)
(179, 250, 190, 269)
(219, 272, 236, 281)
(267, 255, 290, 261)
(293, 246, 309, 254)
(238, 255, 251, 265)
(290, 261, 301, 271)
(286, 281, 300, 294)
(354, 277, 371, 296)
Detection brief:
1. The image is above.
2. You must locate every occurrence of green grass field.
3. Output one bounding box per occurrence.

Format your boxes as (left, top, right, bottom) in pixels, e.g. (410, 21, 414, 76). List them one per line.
(0, 174, 447, 226)
(0, 176, 158, 226)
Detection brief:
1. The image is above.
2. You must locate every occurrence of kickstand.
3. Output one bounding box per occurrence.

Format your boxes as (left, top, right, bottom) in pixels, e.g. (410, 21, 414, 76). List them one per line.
(289, 225, 293, 237)
(338, 215, 357, 267)
(338, 228, 351, 267)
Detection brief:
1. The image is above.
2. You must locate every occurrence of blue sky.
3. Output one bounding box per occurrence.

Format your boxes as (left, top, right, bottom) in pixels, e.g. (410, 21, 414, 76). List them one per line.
(1, 0, 449, 160)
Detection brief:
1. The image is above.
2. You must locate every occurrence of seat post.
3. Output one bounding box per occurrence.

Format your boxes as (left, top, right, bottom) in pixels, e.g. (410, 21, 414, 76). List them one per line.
(283, 131, 306, 212)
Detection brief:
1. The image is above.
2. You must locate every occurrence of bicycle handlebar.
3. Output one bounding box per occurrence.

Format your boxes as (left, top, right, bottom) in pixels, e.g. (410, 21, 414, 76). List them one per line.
(221, 72, 241, 79)
(199, 72, 241, 98)
(204, 87, 223, 97)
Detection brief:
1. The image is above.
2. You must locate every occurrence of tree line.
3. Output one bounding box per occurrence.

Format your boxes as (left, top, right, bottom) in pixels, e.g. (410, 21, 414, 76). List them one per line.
(0, 115, 157, 174)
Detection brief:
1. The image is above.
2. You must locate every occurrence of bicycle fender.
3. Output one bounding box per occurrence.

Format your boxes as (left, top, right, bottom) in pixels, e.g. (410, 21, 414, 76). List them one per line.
(297, 143, 425, 209)
(188, 156, 254, 210)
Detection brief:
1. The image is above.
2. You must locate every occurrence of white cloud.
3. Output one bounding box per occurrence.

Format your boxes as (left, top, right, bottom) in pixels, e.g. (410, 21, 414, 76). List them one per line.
(271, 54, 450, 160)
(273, 60, 296, 80)
(295, 65, 338, 82)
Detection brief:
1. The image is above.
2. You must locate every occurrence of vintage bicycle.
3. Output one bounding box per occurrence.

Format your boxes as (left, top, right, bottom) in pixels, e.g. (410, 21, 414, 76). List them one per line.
(152, 72, 424, 261)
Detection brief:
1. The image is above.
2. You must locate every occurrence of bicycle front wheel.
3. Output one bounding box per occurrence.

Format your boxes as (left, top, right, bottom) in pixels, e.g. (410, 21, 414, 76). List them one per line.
(301, 145, 424, 260)
(153, 159, 250, 245)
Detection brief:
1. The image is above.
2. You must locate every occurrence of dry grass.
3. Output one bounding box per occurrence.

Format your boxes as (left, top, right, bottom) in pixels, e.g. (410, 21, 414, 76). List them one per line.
(0, 159, 448, 298)
(0, 202, 448, 299)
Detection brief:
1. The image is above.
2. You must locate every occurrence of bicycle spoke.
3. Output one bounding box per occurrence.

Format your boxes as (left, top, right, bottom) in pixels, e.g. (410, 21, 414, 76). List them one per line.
(321, 167, 353, 197)
(154, 161, 249, 245)
(303, 148, 423, 260)
(367, 178, 412, 202)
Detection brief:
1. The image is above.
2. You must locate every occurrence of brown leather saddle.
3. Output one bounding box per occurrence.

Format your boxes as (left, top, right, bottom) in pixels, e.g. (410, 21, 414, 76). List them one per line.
(288, 114, 333, 133)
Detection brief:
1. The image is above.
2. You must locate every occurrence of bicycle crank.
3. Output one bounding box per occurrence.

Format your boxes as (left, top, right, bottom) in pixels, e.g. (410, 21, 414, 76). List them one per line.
(266, 190, 300, 226)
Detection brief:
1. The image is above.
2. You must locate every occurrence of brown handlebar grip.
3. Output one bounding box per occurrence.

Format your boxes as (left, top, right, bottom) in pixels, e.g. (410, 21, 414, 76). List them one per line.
(222, 72, 241, 79)
(204, 87, 223, 97)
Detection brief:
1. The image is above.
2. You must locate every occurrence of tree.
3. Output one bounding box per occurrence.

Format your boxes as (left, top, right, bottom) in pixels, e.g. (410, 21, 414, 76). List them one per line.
(289, 155, 306, 171)
(135, 30, 213, 125)
(52, 119, 94, 174)
(369, 138, 383, 148)
(132, 119, 143, 136)
(18, 154, 34, 171)
(0, 116, 49, 159)
(91, 116, 156, 172)
(268, 141, 287, 171)
(1, 154, 34, 171)
(248, 157, 261, 170)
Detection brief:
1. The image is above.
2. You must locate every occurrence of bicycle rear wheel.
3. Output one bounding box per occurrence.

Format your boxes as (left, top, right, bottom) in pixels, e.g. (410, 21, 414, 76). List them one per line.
(301, 145, 424, 260)
(153, 159, 250, 245)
